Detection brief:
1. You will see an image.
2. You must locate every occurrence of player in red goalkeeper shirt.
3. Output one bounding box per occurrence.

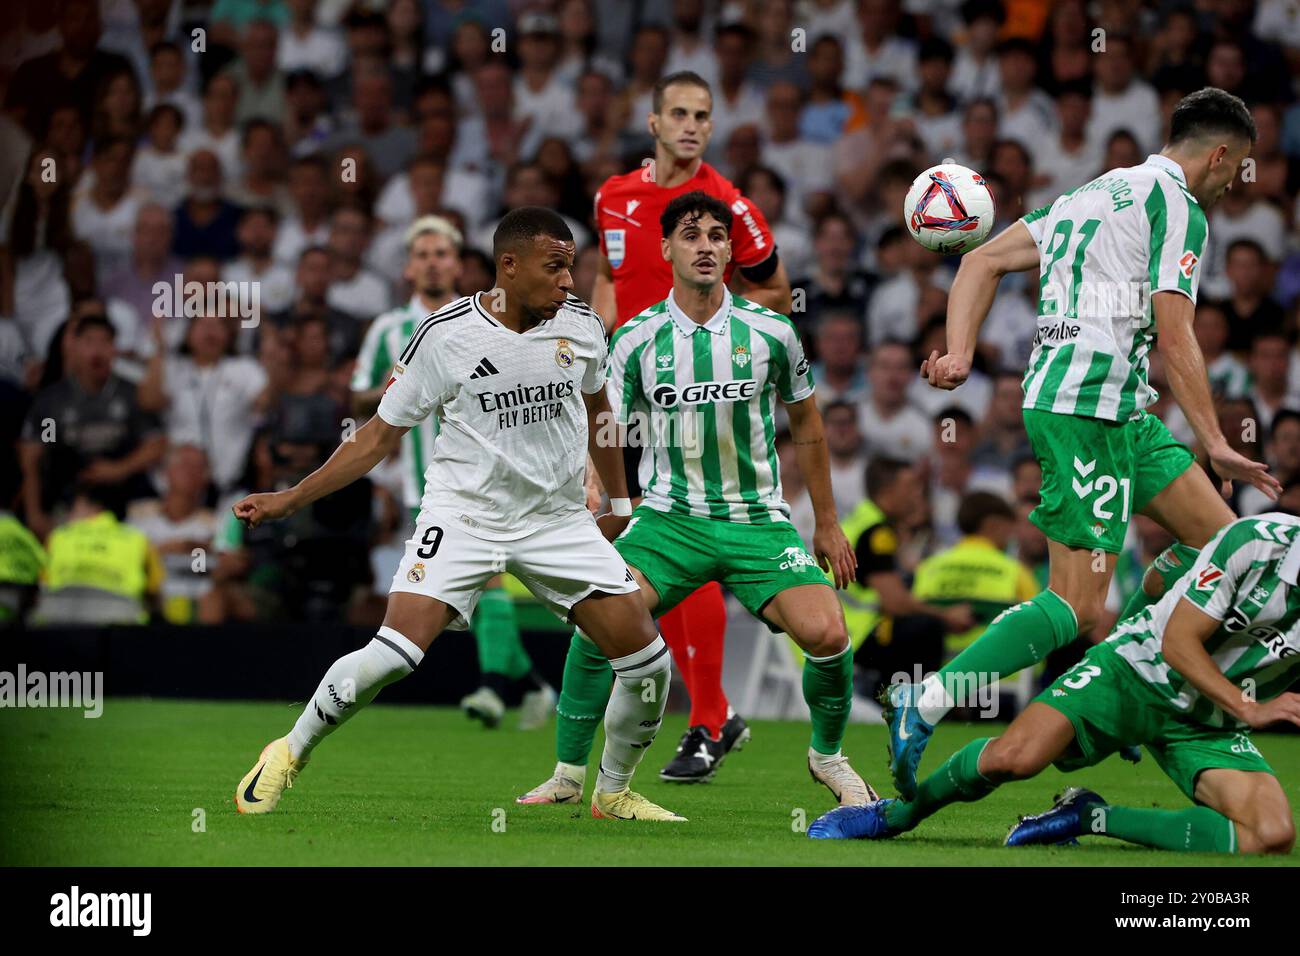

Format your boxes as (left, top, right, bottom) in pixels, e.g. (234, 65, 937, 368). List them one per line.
(522, 71, 792, 798)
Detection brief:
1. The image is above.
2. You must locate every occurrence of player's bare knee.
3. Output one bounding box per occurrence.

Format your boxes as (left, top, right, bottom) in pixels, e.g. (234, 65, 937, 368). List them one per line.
(1252, 814, 1295, 855)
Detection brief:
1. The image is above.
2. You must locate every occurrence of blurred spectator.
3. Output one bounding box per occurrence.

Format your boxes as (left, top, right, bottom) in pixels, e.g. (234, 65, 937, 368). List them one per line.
(1240, 410, 1300, 517)
(127, 444, 218, 623)
(9, 148, 75, 359)
(824, 399, 868, 516)
(324, 65, 417, 180)
(741, 166, 813, 281)
(949, 0, 1003, 103)
(326, 205, 391, 322)
(760, 81, 834, 224)
(224, 19, 286, 126)
(6, 0, 133, 137)
(100, 202, 183, 351)
(801, 35, 858, 146)
(927, 406, 1013, 546)
(1028, 80, 1100, 210)
(970, 372, 1031, 469)
(910, 37, 961, 161)
(811, 310, 868, 405)
(226, 120, 292, 215)
(995, 38, 1055, 152)
(708, 23, 764, 161)
(222, 206, 296, 321)
(278, 0, 346, 79)
(283, 69, 335, 157)
(795, 212, 873, 334)
(868, 238, 952, 347)
(138, 312, 268, 492)
(179, 73, 244, 182)
(1247, 330, 1300, 437)
(172, 149, 242, 262)
(1099, 127, 1142, 174)
(512, 12, 582, 150)
(143, 40, 200, 130)
(20, 310, 165, 540)
(131, 104, 188, 210)
(1011, 455, 1042, 505)
(273, 154, 333, 265)
(30, 482, 162, 625)
(951, 96, 998, 172)
(1089, 33, 1160, 155)
(268, 245, 359, 364)
(860, 340, 932, 461)
(1221, 239, 1286, 353)
(1039, 0, 1092, 94)
(91, 65, 142, 145)
(843, 0, 916, 94)
(72, 136, 143, 285)
(748, 0, 809, 91)
(1195, 300, 1250, 400)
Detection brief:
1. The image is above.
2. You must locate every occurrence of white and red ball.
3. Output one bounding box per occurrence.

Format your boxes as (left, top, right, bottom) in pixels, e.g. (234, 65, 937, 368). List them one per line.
(904, 163, 996, 254)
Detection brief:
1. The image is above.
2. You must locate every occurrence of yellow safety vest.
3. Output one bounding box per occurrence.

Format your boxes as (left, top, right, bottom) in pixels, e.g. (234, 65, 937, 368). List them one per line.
(44, 512, 156, 601)
(839, 498, 888, 649)
(913, 535, 1039, 656)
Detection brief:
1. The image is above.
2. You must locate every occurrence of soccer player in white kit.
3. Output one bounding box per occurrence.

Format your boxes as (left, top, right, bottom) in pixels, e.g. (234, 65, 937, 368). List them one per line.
(233, 207, 687, 822)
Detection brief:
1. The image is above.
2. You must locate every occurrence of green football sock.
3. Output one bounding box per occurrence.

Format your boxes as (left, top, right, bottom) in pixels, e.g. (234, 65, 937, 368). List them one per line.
(927, 589, 1077, 720)
(1117, 542, 1200, 622)
(884, 737, 997, 831)
(555, 630, 613, 765)
(803, 643, 853, 755)
(473, 587, 531, 680)
(1093, 804, 1237, 853)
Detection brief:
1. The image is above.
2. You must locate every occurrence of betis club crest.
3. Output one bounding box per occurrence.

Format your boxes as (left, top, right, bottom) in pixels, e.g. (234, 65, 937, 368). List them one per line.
(732, 344, 751, 368)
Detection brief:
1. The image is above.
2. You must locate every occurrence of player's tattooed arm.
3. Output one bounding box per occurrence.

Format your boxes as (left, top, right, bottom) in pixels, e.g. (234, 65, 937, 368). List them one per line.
(785, 396, 856, 588)
(1155, 290, 1281, 499)
(923, 221, 1039, 390)
(232, 416, 408, 528)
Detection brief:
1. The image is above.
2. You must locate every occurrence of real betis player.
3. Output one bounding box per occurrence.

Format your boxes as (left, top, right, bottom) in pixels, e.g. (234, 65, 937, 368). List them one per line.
(519, 191, 876, 807)
(351, 216, 554, 731)
(886, 88, 1282, 799)
(811, 512, 1300, 855)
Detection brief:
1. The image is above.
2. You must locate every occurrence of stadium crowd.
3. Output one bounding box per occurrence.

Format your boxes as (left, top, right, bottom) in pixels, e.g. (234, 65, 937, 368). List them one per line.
(3, 0, 1300, 662)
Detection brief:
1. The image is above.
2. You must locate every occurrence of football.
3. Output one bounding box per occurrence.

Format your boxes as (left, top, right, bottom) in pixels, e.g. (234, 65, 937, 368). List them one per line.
(904, 163, 996, 254)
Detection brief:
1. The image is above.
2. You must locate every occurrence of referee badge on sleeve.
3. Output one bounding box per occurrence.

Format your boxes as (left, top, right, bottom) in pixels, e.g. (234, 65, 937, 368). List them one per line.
(605, 230, 625, 268)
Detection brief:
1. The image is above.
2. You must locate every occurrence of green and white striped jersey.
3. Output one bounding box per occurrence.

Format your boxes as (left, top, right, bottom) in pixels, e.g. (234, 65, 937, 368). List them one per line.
(1020, 154, 1208, 422)
(351, 296, 442, 510)
(1108, 513, 1300, 728)
(609, 291, 814, 523)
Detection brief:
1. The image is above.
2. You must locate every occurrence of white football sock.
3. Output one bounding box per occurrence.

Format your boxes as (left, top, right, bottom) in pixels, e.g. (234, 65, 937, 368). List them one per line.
(595, 636, 671, 794)
(916, 673, 955, 726)
(287, 626, 424, 760)
(557, 761, 586, 783)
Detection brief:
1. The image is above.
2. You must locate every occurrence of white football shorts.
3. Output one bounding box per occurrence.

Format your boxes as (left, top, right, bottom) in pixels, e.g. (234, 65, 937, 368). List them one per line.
(389, 506, 639, 628)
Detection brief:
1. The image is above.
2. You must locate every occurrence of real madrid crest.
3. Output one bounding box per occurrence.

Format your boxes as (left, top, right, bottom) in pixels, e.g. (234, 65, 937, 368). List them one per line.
(732, 344, 751, 368)
(555, 338, 575, 368)
(407, 562, 425, 583)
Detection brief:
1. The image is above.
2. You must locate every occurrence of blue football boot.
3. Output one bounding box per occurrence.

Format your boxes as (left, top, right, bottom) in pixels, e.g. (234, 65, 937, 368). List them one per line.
(1005, 787, 1107, 847)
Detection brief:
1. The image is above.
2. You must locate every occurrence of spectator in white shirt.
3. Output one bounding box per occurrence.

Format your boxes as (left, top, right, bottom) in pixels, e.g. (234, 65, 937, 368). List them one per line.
(950, 96, 998, 173)
(663, 0, 716, 86)
(760, 81, 835, 224)
(512, 12, 582, 157)
(843, 0, 918, 94)
(138, 312, 269, 493)
(860, 340, 933, 462)
(278, 0, 347, 79)
(706, 23, 765, 164)
(130, 103, 189, 210)
(823, 398, 870, 518)
(949, 0, 1002, 103)
(179, 72, 242, 182)
(740, 165, 814, 281)
(1088, 33, 1161, 156)
(72, 136, 144, 287)
(910, 37, 963, 162)
(325, 206, 391, 323)
(868, 236, 953, 348)
(225, 119, 293, 217)
(272, 154, 332, 265)
(223, 206, 296, 327)
(1028, 80, 1101, 209)
(812, 311, 870, 407)
(995, 38, 1056, 152)
(142, 41, 200, 131)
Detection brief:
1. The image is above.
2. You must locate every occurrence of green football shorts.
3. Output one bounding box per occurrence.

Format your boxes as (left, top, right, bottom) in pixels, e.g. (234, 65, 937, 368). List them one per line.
(1023, 408, 1194, 554)
(1036, 641, 1274, 802)
(614, 506, 830, 631)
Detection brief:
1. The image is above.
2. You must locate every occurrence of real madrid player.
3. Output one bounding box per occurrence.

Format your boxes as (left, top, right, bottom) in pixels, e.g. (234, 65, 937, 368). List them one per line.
(811, 512, 1300, 856)
(234, 207, 686, 822)
(886, 88, 1281, 801)
(352, 214, 555, 731)
(519, 192, 876, 808)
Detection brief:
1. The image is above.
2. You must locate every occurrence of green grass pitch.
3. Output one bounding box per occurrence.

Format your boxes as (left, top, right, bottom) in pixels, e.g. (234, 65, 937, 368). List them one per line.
(3, 698, 1298, 866)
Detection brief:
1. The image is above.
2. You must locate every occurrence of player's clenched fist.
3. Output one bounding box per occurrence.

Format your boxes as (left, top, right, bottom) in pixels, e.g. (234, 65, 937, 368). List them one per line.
(920, 350, 970, 390)
(233, 491, 297, 528)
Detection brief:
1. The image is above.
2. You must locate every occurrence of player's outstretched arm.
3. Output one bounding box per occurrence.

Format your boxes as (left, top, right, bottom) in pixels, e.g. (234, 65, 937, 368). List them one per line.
(922, 221, 1039, 390)
(785, 396, 855, 588)
(1155, 291, 1281, 500)
(1162, 597, 1300, 729)
(232, 415, 407, 528)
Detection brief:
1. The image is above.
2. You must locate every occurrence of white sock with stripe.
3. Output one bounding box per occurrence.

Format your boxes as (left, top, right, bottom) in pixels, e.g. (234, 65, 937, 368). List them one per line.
(595, 636, 671, 794)
(287, 626, 424, 760)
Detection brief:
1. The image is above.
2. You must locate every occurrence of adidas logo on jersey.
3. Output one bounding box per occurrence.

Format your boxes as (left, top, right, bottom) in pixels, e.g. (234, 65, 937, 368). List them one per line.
(469, 357, 500, 379)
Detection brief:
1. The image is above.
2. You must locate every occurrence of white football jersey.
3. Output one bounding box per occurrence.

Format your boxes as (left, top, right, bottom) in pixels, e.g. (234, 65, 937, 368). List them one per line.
(377, 292, 608, 539)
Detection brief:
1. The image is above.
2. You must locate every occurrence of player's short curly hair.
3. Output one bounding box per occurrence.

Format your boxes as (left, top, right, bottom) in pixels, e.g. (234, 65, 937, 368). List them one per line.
(1169, 87, 1257, 146)
(492, 206, 573, 258)
(660, 190, 733, 239)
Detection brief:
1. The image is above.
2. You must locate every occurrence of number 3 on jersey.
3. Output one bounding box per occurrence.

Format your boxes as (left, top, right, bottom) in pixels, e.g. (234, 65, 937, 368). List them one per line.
(1071, 456, 1131, 521)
